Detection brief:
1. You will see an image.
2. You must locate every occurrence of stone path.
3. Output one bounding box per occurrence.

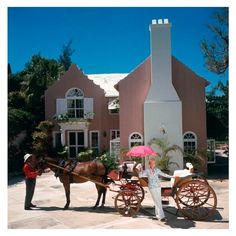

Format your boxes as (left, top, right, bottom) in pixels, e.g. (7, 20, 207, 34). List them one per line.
(8, 172, 229, 229)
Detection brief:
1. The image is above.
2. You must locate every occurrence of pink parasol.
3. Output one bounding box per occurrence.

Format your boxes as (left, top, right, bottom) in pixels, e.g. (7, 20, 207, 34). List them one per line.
(126, 145, 157, 157)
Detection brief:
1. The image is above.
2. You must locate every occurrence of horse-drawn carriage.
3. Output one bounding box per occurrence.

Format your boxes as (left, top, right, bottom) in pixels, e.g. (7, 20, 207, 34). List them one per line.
(39, 157, 217, 221)
(112, 162, 217, 221)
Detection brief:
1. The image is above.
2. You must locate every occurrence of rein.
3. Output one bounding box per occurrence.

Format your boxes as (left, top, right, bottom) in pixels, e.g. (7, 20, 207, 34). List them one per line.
(46, 161, 110, 189)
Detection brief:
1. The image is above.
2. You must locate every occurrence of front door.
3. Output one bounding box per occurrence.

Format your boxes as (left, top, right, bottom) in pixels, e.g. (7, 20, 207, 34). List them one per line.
(68, 131, 85, 158)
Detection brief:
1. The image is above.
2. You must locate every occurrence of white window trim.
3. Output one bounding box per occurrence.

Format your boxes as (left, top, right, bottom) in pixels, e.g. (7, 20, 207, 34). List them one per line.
(110, 129, 120, 140)
(108, 98, 119, 115)
(65, 88, 84, 119)
(89, 130, 100, 151)
(129, 132, 143, 149)
(65, 87, 84, 98)
(183, 131, 198, 151)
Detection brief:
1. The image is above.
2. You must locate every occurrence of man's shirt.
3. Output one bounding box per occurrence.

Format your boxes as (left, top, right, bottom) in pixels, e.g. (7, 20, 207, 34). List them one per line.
(23, 163, 38, 179)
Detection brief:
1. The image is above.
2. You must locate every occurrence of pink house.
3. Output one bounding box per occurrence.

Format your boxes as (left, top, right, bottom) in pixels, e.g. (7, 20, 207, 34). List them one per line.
(45, 19, 209, 168)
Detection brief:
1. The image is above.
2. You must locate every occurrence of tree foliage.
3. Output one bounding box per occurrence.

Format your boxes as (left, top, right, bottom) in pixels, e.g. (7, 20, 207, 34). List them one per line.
(8, 44, 75, 172)
(8, 108, 35, 142)
(206, 81, 228, 140)
(19, 54, 64, 121)
(201, 8, 228, 75)
(59, 40, 75, 71)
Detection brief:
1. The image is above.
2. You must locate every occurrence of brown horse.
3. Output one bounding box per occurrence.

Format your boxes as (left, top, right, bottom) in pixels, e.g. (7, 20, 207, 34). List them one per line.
(38, 157, 108, 209)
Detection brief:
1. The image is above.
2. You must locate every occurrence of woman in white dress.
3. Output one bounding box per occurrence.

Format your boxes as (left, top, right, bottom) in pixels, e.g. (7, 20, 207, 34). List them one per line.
(139, 157, 176, 221)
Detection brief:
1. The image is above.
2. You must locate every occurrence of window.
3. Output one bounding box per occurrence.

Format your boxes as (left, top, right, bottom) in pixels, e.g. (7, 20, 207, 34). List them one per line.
(183, 132, 197, 153)
(109, 109, 119, 115)
(90, 131, 100, 156)
(68, 131, 85, 158)
(207, 139, 216, 163)
(108, 98, 119, 115)
(110, 129, 120, 140)
(110, 138, 120, 159)
(53, 131, 61, 149)
(129, 132, 143, 148)
(66, 88, 84, 118)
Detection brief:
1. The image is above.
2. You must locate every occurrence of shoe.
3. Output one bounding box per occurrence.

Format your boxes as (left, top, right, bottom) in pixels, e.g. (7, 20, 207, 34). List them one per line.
(30, 203, 36, 207)
(152, 216, 158, 220)
(24, 207, 33, 210)
(160, 218, 167, 222)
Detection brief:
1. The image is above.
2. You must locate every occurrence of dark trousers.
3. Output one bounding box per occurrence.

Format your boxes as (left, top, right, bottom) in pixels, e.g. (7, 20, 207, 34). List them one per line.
(24, 178, 36, 208)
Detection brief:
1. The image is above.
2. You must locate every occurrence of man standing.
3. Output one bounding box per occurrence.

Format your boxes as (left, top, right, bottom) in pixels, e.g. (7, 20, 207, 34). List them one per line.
(23, 153, 41, 210)
(139, 157, 175, 221)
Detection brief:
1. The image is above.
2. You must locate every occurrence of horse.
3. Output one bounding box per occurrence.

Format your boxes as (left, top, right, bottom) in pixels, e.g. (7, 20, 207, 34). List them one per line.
(38, 156, 108, 210)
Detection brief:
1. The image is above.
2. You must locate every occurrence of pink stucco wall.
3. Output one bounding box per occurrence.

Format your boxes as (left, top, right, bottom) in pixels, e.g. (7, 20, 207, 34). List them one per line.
(45, 65, 119, 151)
(118, 56, 208, 150)
(172, 57, 209, 148)
(118, 58, 151, 149)
(45, 57, 208, 154)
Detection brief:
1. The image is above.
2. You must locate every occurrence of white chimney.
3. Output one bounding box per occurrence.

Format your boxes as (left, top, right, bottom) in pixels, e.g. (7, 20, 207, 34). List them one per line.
(146, 18, 179, 101)
(144, 19, 183, 170)
(152, 19, 157, 24)
(164, 19, 169, 24)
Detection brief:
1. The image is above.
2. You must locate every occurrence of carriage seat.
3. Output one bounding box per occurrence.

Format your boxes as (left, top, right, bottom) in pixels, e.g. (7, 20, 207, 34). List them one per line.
(170, 168, 194, 187)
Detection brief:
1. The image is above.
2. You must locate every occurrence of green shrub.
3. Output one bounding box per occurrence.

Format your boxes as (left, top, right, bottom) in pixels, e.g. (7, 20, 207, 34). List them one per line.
(36, 120, 54, 132)
(96, 152, 118, 173)
(32, 120, 54, 157)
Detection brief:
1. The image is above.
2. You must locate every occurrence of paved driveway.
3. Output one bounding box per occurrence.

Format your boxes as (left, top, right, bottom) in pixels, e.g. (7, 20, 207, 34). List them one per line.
(8, 172, 229, 229)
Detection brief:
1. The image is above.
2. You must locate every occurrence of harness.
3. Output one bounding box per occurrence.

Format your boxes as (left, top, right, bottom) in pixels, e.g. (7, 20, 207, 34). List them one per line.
(55, 159, 78, 178)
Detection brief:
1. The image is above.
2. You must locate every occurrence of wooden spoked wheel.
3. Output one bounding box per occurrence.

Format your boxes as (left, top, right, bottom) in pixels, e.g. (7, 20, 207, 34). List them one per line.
(175, 180, 217, 220)
(115, 190, 141, 217)
(121, 182, 145, 202)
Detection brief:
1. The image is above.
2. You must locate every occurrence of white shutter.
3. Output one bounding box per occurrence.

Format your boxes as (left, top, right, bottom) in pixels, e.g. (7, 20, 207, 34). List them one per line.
(56, 98, 67, 115)
(84, 97, 94, 119)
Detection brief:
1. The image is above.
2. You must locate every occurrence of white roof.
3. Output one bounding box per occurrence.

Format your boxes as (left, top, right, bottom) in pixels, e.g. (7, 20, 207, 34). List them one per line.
(87, 73, 128, 97)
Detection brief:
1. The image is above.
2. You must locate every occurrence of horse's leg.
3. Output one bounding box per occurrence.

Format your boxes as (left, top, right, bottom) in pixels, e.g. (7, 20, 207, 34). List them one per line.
(93, 184, 102, 209)
(101, 175, 108, 207)
(100, 187, 107, 208)
(61, 176, 71, 210)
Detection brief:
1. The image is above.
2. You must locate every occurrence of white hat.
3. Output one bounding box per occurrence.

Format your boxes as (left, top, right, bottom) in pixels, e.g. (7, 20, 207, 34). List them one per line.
(24, 153, 32, 162)
(186, 162, 193, 169)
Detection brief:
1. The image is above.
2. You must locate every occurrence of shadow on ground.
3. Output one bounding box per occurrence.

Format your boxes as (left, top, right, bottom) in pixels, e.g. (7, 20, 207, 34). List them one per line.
(140, 205, 227, 228)
(34, 205, 117, 214)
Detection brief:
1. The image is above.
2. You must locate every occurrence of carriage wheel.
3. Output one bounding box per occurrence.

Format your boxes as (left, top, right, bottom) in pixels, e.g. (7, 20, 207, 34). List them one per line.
(121, 182, 145, 203)
(175, 180, 217, 221)
(115, 190, 141, 217)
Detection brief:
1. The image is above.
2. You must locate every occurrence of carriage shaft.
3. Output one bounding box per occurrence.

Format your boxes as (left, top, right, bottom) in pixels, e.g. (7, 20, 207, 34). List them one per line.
(47, 162, 110, 189)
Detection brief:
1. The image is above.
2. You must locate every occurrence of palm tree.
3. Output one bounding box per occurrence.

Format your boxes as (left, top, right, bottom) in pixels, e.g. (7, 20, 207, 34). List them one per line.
(148, 138, 183, 172)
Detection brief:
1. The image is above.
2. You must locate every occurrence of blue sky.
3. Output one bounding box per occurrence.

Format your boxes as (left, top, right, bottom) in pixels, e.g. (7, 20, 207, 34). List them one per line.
(8, 7, 228, 91)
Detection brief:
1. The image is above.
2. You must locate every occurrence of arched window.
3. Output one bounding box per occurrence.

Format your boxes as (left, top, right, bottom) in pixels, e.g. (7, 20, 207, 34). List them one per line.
(129, 132, 143, 148)
(66, 88, 84, 118)
(183, 132, 197, 153)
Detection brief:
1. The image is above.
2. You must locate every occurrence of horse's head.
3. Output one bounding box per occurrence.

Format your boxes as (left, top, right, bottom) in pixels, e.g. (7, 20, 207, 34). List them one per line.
(37, 156, 56, 171)
(36, 157, 47, 171)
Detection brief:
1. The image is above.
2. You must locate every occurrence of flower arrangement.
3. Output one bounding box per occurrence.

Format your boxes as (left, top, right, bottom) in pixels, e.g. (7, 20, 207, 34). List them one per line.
(96, 152, 118, 173)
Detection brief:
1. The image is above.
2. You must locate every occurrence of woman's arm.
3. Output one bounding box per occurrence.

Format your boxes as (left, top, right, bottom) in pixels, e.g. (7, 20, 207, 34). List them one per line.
(157, 169, 173, 179)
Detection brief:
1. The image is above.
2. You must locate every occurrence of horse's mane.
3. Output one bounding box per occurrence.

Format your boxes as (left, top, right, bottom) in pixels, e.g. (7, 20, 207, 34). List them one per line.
(44, 156, 58, 162)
